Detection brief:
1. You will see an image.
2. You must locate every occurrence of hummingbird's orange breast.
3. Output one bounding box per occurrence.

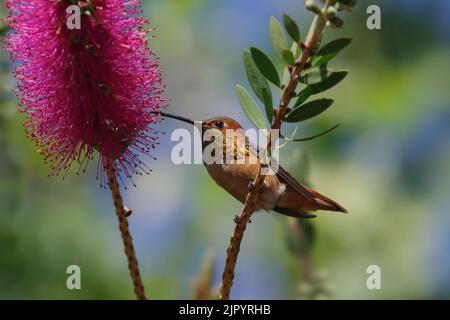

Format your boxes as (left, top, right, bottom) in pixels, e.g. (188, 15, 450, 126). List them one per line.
(205, 163, 286, 212)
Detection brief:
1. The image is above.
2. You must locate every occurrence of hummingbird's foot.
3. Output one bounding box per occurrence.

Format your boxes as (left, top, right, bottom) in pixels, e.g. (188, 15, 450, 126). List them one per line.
(247, 181, 255, 192)
(124, 206, 133, 217)
(234, 214, 251, 224)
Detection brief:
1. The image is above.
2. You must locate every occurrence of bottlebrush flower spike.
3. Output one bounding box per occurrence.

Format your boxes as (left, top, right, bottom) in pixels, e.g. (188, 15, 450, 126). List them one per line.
(4, 0, 166, 186)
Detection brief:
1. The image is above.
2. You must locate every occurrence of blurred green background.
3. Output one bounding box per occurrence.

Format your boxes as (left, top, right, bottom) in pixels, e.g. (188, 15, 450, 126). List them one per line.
(1, 0, 450, 299)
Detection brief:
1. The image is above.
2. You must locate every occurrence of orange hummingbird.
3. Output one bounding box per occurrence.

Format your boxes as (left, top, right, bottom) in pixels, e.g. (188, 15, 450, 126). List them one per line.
(158, 112, 347, 219)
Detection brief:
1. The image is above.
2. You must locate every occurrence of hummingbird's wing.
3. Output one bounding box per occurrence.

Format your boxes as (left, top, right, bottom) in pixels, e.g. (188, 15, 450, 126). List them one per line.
(246, 140, 317, 204)
(275, 165, 317, 203)
(246, 139, 347, 213)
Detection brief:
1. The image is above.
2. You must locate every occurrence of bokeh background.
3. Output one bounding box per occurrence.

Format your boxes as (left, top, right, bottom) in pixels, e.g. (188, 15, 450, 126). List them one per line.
(1, 0, 450, 299)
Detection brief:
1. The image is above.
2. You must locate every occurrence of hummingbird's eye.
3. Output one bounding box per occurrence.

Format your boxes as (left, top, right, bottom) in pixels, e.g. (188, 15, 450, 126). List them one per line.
(215, 121, 224, 128)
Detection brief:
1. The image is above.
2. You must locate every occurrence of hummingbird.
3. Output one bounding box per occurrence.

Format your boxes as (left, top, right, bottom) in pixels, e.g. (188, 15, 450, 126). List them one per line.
(158, 112, 347, 219)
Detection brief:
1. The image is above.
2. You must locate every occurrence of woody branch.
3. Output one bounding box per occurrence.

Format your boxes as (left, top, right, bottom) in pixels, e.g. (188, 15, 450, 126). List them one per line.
(106, 160, 147, 300)
(219, 0, 336, 300)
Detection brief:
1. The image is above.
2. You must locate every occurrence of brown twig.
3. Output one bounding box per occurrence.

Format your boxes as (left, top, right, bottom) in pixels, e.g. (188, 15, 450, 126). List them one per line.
(106, 160, 147, 300)
(219, 2, 332, 300)
(219, 169, 263, 299)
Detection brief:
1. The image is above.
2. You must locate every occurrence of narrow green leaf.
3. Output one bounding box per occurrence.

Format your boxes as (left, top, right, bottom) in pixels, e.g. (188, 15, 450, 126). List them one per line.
(292, 42, 301, 59)
(282, 124, 340, 142)
(243, 49, 272, 103)
(282, 14, 300, 43)
(294, 86, 313, 107)
(285, 98, 334, 123)
(282, 49, 295, 66)
(328, 16, 344, 28)
(250, 47, 280, 87)
(300, 67, 330, 85)
(295, 71, 348, 107)
(269, 16, 289, 59)
(308, 71, 348, 93)
(313, 38, 352, 67)
(282, 43, 300, 84)
(236, 85, 268, 129)
(316, 38, 352, 56)
(262, 88, 274, 124)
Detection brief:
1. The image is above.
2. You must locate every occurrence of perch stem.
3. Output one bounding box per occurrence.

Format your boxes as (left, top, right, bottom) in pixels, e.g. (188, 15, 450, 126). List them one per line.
(219, 2, 331, 300)
(106, 161, 147, 300)
(219, 169, 263, 300)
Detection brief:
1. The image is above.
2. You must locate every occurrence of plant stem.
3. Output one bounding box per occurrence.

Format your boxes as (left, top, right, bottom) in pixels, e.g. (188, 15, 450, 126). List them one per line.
(219, 2, 331, 300)
(219, 169, 263, 300)
(273, 12, 327, 129)
(106, 161, 147, 300)
(192, 251, 216, 300)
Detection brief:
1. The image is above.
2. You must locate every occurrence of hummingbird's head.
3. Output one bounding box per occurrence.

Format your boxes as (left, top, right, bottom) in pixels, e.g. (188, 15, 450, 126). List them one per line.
(201, 117, 242, 133)
(155, 112, 247, 159)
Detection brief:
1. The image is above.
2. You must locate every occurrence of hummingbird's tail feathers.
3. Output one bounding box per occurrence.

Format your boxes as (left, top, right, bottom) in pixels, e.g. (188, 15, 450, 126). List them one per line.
(309, 189, 348, 213)
(274, 207, 317, 219)
(275, 165, 347, 213)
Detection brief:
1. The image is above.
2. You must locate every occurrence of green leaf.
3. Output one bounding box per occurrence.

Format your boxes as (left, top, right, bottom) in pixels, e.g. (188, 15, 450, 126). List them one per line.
(262, 88, 273, 124)
(269, 16, 289, 59)
(308, 70, 348, 93)
(312, 38, 352, 67)
(316, 38, 352, 56)
(243, 49, 272, 103)
(300, 67, 330, 85)
(282, 14, 300, 43)
(282, 123, 341, 141)
(292, 42, 301, 59)
(295, 71, 348, 107)
(328, 16, 344, 28)
(282, 43, 300, 84)
(294, 86, 313, 107)
(285, 98, 334, 122)
(236, 85, 267, 129)
(281, 49, 295, 66)
(250, 47, 280, 87)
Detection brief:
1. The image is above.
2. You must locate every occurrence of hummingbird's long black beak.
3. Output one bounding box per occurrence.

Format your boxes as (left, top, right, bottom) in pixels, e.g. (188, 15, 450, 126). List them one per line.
(152, 112, 195, 125)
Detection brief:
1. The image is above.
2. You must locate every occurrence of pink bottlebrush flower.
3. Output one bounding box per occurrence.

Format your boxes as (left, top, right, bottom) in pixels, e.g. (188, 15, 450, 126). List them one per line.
(4, 0, 166, 185)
